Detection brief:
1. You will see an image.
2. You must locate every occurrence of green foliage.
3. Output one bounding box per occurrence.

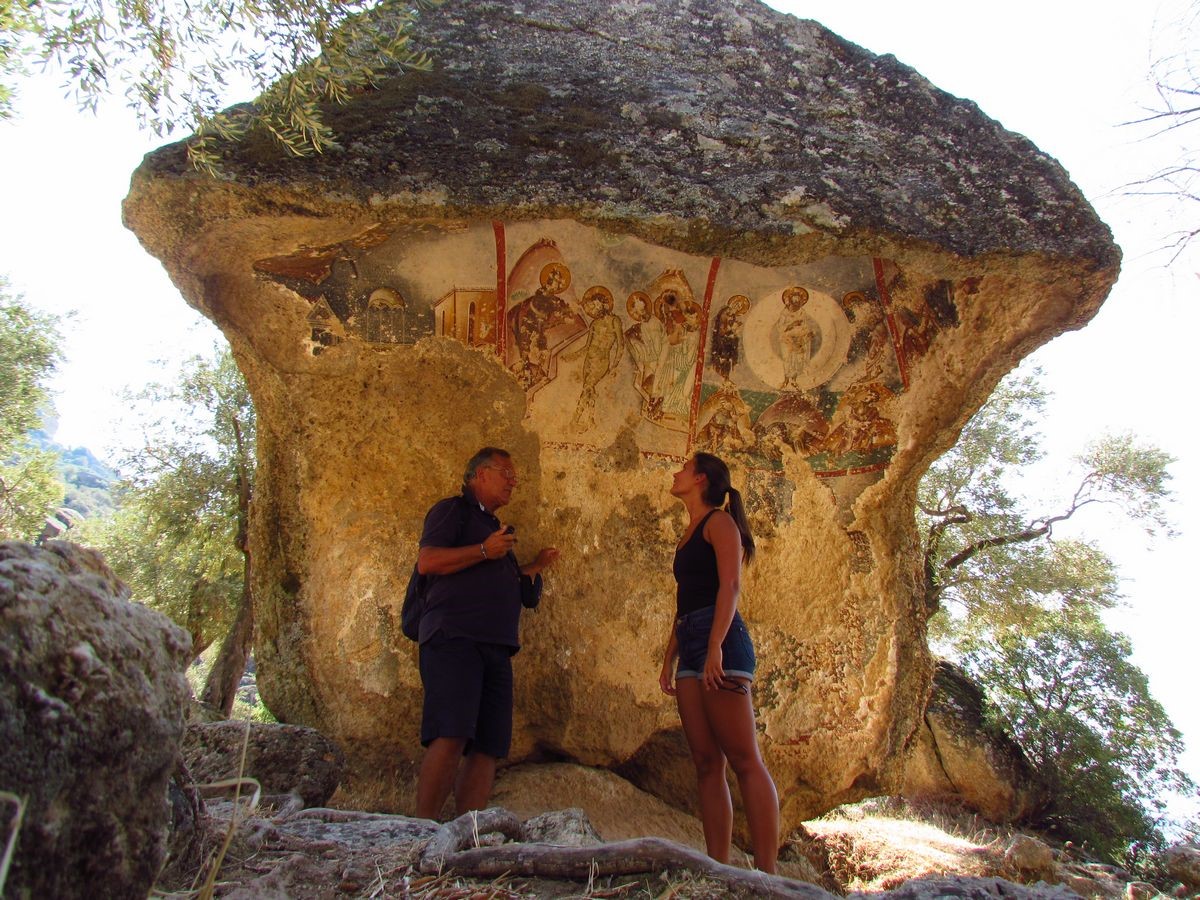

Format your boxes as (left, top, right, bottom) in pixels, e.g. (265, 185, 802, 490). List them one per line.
(919, 365, 1192, 863)
(2, 0, 439, 172)
(0, 0, 35, 117)
(79, 344, 253, 657)
(0, 280, 65, 540)
(0, 447, 64, 541)
(956, 607, 1192, 861)
(0, 279, 60, 455)
(921, 368, 1174, 623)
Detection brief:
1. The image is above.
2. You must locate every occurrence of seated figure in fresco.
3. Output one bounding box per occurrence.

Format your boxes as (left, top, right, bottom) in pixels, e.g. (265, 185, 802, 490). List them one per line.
(508, 262, 582, 389)
(625, 291, 663, 412)
(695, 386, 756, 453)
(709, 294, 750, 383)
(777, 286, 815, 391)
(823, 379, 897, 459)
(753, 390, 830, 462)
(565, 286, 625, 433)
(841, 290, 891, 370)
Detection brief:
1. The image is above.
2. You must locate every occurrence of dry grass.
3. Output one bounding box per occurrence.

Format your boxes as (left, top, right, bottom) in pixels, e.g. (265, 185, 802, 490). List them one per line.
(800, 798, 1009, 892)
(0, 790, 26, 897)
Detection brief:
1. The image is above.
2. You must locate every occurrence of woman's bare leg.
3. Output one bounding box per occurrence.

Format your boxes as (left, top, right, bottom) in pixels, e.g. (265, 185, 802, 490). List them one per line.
(675, 677, 733, 863)
(701, 681, 780, 873)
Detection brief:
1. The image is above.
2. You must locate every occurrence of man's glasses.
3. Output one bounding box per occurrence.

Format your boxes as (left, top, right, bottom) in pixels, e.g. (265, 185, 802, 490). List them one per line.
(484, 465, 518, 481)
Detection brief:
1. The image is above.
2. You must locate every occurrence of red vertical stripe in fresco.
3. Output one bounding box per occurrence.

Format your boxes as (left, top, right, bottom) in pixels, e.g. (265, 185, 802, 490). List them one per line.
(874, 257, 908, 390)
(687, 257, 722, 448)
(493, 221, 507, 358)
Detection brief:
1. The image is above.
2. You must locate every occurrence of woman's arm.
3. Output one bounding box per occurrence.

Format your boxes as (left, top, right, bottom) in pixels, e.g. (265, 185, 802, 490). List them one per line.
(703, 510, 743, 690)
(659, 625, 680, 696)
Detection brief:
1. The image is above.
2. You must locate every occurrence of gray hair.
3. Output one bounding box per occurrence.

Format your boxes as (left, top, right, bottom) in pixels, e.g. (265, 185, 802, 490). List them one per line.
(463, 447, 511, 487)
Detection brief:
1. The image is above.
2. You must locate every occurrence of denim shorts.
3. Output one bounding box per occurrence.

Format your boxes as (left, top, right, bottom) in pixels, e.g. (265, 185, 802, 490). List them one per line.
(675, 605, 756, 681)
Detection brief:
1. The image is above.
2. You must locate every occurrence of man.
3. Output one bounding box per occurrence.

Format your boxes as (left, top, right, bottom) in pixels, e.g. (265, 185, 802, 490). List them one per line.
(414, 447, 560, 819)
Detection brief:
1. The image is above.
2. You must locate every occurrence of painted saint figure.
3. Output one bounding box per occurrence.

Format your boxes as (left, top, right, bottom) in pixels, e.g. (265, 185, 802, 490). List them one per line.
(695, 386, 756, 453)
(656, 295, 703, 422)
(507, 262, 583, 390)
(709, 294, 750, 383)
(625, 291, 663, 412)
(777, 286, 815, 391)
(823, 378, 897, 459)
(565, 285, 625, 433)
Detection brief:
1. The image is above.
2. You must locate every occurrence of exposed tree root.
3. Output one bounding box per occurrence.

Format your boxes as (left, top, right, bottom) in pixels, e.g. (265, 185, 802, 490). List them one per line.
(418, 808, 833, 899)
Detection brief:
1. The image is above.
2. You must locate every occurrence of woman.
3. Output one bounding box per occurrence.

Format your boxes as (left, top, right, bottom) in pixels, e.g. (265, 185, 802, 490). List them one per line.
(659, 452, 780, 873)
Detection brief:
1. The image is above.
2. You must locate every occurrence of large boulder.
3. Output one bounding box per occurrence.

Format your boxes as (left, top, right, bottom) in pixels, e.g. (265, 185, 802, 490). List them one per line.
(902, 662, 1043, 822)
(122, 0, 1119, 831)
(182, 720, 346, 808)
(1162, 841, 1200, 890)
(0, 541, 191, 900)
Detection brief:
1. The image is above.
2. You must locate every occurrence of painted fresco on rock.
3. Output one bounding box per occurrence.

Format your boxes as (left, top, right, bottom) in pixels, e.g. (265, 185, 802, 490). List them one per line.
(253, 220, 967, 517)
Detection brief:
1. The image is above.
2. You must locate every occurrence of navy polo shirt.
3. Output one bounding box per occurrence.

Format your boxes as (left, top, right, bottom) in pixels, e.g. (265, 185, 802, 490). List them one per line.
(417, 487, 523, 649)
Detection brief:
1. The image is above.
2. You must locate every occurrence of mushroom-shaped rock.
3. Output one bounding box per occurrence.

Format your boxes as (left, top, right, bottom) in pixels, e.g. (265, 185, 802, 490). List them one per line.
(122, 0, 1119, 832)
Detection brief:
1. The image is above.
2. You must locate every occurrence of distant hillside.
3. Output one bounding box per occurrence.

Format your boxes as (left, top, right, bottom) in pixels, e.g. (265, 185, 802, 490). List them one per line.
(29, 429, 118, 520)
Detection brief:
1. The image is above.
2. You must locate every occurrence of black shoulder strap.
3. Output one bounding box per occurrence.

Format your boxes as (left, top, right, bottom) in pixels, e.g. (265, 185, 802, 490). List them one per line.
(454, 494, 472, 544)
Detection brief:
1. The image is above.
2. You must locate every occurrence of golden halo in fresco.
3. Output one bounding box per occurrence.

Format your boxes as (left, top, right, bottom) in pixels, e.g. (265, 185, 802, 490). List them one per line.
(626, 291, 652, 320)
(582, 285, 614, 311)
(781, 285, 810, 311)
(726, 294, 751, 315)
(540, 262, 571, 293)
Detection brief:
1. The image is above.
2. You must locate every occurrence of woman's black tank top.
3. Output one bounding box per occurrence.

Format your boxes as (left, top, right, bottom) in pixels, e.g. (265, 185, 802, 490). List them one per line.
(673, 509, 720, 617)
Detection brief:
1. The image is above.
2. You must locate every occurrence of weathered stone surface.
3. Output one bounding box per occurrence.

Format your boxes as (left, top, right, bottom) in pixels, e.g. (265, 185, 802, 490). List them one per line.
(1163, 841, 1200, 889)
(182, 720, 346, 807)
(121, 0, 1119, 833)
(849, 876, 1082, 900)
(0, 541, 191, 900)
(494, 761, 707, 849)
(902, 662, 1043, 822)
(520, 807, 604, 846)
(1003, 834, 1056, 885)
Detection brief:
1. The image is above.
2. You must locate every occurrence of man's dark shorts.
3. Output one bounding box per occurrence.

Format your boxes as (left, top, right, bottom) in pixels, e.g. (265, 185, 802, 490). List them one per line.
(419, 633, 513, 758)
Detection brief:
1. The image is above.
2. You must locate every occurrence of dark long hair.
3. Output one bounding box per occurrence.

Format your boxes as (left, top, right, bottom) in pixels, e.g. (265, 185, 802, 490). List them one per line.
(692, 452, 755, 563)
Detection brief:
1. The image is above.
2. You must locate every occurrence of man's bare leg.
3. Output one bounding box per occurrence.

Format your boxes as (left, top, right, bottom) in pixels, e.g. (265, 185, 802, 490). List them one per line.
(415, 737, 467, 819)
(454, 751, 498, 815)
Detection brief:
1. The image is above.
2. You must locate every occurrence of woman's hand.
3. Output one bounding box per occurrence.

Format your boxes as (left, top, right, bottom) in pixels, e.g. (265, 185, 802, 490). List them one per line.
(702, 644, 725, 691)
(659, 660, 677, 696)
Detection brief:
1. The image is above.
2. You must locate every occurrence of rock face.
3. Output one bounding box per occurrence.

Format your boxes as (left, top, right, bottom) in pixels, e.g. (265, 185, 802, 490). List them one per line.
(121, 0, 1119, 831)
(902, 662, 1043, 822)
(0, 541, 191, 900)
(1163, 841, 1200, 890)
(182, 720, 346, 807)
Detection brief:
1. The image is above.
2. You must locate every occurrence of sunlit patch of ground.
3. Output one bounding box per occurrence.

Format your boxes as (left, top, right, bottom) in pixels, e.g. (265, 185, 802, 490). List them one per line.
(800, 804, 1007, 892)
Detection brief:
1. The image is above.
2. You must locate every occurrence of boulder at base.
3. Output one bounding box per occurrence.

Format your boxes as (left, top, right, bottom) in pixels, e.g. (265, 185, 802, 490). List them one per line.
(0, 541, 191, 900)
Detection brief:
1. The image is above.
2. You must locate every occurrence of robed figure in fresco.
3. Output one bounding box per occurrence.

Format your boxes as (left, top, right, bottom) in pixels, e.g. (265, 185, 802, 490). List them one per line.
(709, 294, 750, 383)
(505, 251, 587, 392)
(625, 290, 664, 415)
(777, 286, 815, 391)
(648, 270, 703, 426)
(566, 285, 625, 432)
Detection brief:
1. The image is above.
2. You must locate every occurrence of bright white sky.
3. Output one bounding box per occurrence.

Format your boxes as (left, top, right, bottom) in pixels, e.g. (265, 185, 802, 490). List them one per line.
(0, 0, 1196, 818)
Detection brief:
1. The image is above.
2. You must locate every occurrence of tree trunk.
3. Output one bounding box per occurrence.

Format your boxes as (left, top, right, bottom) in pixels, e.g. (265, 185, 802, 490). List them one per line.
(200, 414, 254, 717)
(199, 560, 253, 716)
